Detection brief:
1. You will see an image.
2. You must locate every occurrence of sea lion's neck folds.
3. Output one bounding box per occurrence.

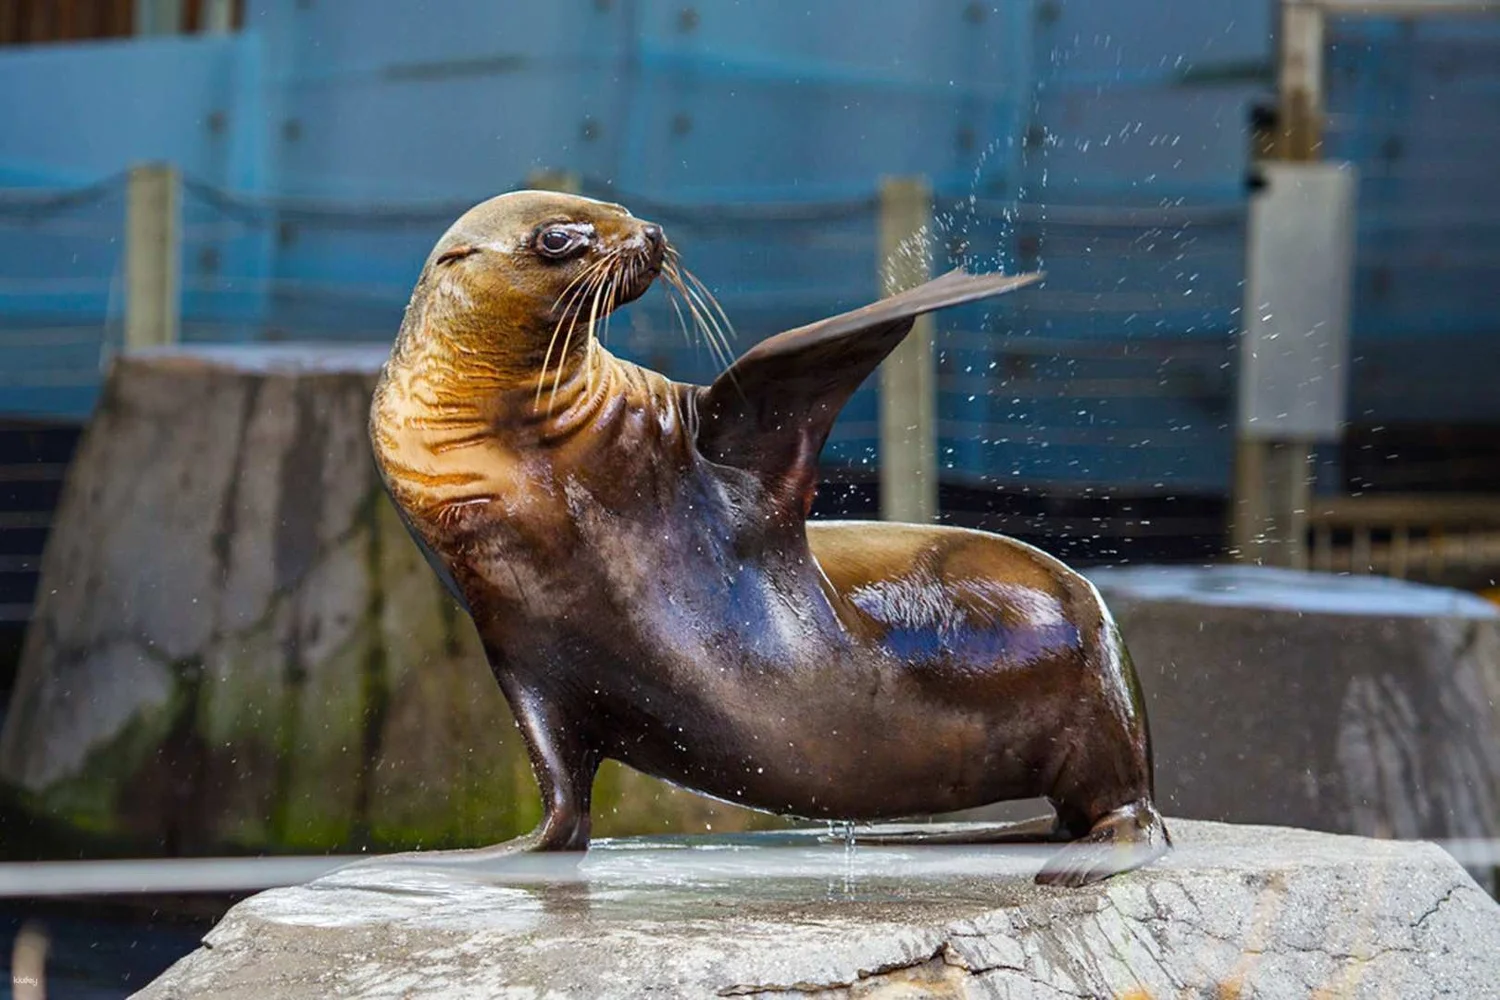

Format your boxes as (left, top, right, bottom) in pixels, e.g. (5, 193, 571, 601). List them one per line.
(373, 337, 673, 522)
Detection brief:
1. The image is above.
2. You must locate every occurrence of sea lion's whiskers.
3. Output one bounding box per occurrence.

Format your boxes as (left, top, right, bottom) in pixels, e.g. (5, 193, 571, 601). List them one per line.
(539, 253, 618, 406)
(647, 257, 693, 358)
(660, 257, 732, 371)
(547, 253, 615, 336)
(543, 257, 609, 371)
(676, 271, 735, 371)
(551, 261, 612, 411)
(551, 259, 603, 312)
(538, 277, 594, 406)
(556, 263, 612, 408)
(659, 262, 701, 344)
(665, 286, 693, 353)
(680, 266, 736, 365)
(590, 258, 627, 399)
(663, 265, 713, 363)
(673, 275, 730, 371)
(602, 254, 627, 349)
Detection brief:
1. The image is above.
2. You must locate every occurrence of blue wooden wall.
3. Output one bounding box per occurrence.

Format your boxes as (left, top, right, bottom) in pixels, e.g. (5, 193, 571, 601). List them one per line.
(0, 1, 1494, 494)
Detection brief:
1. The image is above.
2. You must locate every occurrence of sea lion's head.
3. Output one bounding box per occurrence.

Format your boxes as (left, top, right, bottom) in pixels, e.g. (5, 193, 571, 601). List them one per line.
(415, 190, 669, 360)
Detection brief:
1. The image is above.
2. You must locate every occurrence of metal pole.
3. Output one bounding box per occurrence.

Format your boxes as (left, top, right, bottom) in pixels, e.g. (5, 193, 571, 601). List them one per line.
(877, 176, 938, 524)
(125, 164, 181, 352)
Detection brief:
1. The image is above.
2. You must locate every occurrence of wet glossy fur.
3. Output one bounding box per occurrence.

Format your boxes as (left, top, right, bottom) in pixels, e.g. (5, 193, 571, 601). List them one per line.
(369, 190, 1170, 886)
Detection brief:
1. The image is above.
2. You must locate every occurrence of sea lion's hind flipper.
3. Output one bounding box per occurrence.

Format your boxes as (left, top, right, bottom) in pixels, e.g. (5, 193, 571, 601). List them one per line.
(693, 269, 1042, 496)
(827, 813, 1066, 847)
(1034, 798, 1171, 887)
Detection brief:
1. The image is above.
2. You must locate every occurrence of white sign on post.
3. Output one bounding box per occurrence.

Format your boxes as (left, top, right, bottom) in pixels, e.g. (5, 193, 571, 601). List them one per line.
(1238, 162, 1358, 442)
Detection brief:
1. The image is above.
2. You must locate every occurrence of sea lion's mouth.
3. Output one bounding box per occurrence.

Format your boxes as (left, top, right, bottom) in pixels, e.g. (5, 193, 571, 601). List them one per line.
(618, 241, 665, 305)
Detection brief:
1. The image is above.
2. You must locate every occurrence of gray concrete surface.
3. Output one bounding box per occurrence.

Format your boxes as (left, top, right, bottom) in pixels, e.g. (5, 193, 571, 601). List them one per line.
(1089, 565, 1500, 843)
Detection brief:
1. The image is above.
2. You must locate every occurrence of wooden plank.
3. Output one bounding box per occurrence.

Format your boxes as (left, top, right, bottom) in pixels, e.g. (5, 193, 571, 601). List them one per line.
(1317, 530, 1500, 577)
(1307, 495, 1500, 527)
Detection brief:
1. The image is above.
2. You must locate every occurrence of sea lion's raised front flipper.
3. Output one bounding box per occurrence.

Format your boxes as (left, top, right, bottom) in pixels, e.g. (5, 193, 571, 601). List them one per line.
(693, 269, 1041, 502)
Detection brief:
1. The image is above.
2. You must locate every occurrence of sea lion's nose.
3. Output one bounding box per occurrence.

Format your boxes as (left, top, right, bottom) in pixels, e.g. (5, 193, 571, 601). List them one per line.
(642, 223, 664, 248)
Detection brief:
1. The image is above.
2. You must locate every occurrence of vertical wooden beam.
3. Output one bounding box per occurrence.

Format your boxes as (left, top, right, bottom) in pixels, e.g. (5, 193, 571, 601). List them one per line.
(201, 0, 234, 33)
(525, 169, 582, 194)
(877, 176, 938, 524)
(1231, 439, 1311, 568)
(1277, 1, 1326, 163)
(1230, 437, 1268, 563)
(125, 163, 181, 352)
(135, 0, 182, 36)
(1277, 441, 1312, 570)
(1232, 1, 1328, 566)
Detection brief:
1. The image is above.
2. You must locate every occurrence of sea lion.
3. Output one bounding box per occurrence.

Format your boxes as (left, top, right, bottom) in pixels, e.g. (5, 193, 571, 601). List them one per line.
(368, 189, 1170, 886)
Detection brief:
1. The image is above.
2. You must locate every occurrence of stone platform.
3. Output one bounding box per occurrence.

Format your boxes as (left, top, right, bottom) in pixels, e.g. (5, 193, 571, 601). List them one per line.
(137, 820, 1500, 999)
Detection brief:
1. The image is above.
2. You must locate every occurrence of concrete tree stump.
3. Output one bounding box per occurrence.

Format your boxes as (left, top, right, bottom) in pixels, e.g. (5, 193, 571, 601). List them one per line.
(1089, 565, 1500, 843)
(0, 346, 778, 856)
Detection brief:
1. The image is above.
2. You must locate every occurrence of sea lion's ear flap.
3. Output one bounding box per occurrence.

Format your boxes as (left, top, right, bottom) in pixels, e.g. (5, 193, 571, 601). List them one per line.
(435, 244, 481, 266)
(693, 269, 1042, 507)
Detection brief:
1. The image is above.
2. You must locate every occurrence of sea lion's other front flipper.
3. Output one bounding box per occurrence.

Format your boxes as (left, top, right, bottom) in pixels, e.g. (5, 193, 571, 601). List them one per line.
(693, 269, 1041, 504)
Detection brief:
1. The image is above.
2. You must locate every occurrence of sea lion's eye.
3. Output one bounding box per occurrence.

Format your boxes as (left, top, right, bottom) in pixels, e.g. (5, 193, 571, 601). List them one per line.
(537, 227, 582, 258)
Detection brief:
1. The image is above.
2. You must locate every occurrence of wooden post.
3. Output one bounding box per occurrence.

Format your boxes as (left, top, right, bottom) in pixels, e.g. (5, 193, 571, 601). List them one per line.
(134, 0, 183, 35)
(125, 163, 180, 352)
(877, 176, 937, 524)
(201, 0, 235, 33)
(1231, 1, 1327, 568)
(1232, 440, 1313, 567)
(525, 169, 582, 194)
(1274, 1, 1325, 163)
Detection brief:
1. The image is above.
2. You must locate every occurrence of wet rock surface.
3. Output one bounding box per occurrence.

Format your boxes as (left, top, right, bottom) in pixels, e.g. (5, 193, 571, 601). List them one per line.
(137, 820, 1500, 999)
